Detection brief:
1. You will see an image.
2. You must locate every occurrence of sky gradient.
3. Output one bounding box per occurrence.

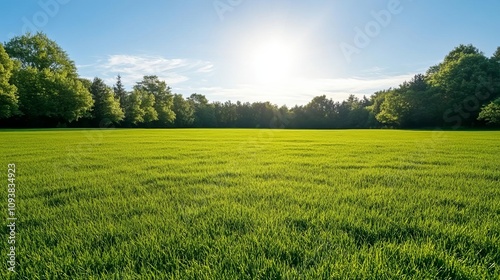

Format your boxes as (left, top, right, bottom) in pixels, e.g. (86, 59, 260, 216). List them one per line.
(1, 0, 500, 106)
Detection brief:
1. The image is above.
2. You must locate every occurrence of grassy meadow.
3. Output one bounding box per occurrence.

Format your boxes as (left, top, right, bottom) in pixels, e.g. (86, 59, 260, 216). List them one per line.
(1, 129, 500, 279)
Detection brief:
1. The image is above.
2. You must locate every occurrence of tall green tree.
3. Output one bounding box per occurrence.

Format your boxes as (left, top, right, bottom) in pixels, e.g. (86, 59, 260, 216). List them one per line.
(79, 78, 92, 91)
(252, 102, 279, 128)
(214, 101, 237, 127)
(235, 101, 256, 128)
(113, 75, 128, 109)
(492, 47, 500, 102)
(134, 76, 175, 127)
(124, 88, 157, 126)
(172, 94, 194, 127)
(493, 47, 500, 62)
(188, 93, 216, 127)
(396, 74, 436, 127)
(375, 75, 436, 128)
(427, 44, 497, 126)
(303, 95, 336, 128)
(375, 91, 410, 127)
(90, 77, 124, 126)
(5, 33, 93, 123)
(342, 95, 370, 128)
(0, 43, 19, 119)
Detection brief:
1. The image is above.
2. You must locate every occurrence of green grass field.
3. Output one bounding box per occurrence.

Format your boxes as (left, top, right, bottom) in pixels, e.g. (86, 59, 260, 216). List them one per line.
(1, 129, 500, 279)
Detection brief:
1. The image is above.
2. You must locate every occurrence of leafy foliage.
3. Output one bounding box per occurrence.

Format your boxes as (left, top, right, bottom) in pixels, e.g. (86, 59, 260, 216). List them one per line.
(134, 75, 175, 127)
(478, 98, 500, 124)
(0, 43, 19, 119)
(189, 93, 216, 127)
(125, 88, 157, 125)
(4, 32, 77, 73)
(426, 44, 497, 126)
(172, 93, 194, 127)
(90, 77, 124, 125)
(4, 33, 93, 123)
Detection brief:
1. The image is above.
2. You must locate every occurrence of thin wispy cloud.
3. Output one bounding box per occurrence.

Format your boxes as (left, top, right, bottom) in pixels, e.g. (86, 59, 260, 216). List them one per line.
(360, 66, 387, 75)
(81, 55, 214, 88)
(319, 74, 415, 93)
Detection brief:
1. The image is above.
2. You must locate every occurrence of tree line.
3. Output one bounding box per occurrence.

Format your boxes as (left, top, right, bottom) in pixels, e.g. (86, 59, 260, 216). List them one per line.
(1, 33, 499, 129)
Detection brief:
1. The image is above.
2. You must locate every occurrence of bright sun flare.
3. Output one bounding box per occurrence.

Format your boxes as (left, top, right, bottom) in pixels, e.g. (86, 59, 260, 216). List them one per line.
(249, 40, 296, 85)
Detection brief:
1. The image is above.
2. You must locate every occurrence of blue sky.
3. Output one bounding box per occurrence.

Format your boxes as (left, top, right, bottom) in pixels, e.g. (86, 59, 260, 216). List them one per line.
(1, 0, 500, 106)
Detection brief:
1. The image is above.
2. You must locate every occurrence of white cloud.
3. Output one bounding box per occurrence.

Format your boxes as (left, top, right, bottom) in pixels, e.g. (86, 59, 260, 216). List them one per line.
(82, 54, 214, 88)
(360, 66, 386, 75)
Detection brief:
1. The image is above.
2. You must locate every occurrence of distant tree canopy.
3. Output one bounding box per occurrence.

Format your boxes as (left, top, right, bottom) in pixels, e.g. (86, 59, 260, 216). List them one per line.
(0, 34, 499, 129)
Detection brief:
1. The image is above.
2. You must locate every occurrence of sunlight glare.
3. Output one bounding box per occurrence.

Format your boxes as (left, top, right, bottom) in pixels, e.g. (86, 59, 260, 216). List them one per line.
(249, 39, 298, 86)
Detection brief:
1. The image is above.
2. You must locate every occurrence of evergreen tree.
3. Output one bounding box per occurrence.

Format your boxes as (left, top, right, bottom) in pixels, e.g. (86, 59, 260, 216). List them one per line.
(90, 77, 124, 126)
(113, 75, 128, 109)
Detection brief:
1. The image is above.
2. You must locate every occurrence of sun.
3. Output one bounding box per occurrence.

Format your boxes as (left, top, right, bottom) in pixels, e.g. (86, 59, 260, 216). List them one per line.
(248, 40, 297, 85)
